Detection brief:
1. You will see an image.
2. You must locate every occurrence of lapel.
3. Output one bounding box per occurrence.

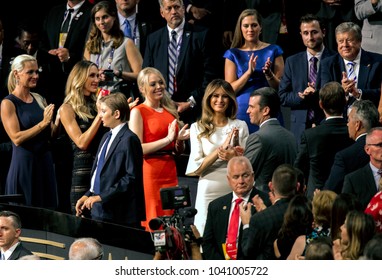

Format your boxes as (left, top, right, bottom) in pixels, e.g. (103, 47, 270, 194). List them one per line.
(177, 23, 192, 74)
(365, 164, 378, 195)
(103, 125, 127, 166)
(219, 194, 233, 235)
(357, 50, 372, 89)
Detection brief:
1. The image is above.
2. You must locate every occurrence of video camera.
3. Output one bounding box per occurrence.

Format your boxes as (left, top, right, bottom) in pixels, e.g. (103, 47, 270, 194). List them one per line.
(149, 186, 198, 259)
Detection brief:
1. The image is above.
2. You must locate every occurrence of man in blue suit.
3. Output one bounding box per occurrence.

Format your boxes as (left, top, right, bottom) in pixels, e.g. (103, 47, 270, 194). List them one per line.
(143, 0, 219, 125)
(76, 93, 145, 228)
(319, 22, 382, 109)
(279, 14, 335, 146)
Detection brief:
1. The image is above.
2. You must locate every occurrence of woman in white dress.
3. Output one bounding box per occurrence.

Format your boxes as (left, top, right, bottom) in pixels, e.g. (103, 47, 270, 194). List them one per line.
(186, 79, 249, 236)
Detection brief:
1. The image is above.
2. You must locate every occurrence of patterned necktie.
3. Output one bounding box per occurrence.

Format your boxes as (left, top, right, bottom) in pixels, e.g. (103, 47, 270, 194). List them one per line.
(226, 198, 243, 260)
(307, 56, 318, 121)
(347, 61, 356, 81)
(61, 9, 74, 33)
(168, 30, 178, 95)
(378, 170, 382, 192)
(123, 19, 132, 38)
(93, 132, 112, 195)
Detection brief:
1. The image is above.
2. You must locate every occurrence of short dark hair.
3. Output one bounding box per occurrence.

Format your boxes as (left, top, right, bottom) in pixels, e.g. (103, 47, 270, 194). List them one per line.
(300, 13, 325, 31)
(319, 81, 346, 116)
(250, 87, 280, 117)
(272, 164, 297, 197)
(0, 210, 22, 229)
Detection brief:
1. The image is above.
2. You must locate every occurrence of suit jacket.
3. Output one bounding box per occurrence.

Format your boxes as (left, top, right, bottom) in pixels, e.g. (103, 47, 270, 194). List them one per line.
(8, 242, 33, 260)
(86, 125, 145, 227)
(343, 163, 378, 210)
(319, 50, 382, 107)
(355, 0, 382, 54)
(135, 13, 152, 57)
(294, 118, 354, 199)
(143, 22, 219, 125)
(324, 134, 369, 194)
(40, 1, 93, 106)
(241, 197, 291, 260)
(244, 119, 297, 193)
(278, 48, 335, 145)
(202, 188, 271, 260)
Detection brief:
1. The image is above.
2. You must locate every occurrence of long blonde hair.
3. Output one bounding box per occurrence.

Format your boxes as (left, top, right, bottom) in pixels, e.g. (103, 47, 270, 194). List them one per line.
(63, 60, 98, 121)
(197, 79, 237, 140)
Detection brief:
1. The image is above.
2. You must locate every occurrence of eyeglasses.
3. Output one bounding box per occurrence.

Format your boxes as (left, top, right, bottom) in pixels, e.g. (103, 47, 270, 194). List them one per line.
(367, 143, 382, 148)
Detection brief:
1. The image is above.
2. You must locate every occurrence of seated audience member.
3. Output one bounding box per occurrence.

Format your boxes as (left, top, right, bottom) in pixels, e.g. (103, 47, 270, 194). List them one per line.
(274, 194, 313, 260)
(343, 127, 382, 210)
(75, 93, 145, 228)
(333, 210, 376, 260)
(0, 210, 33, 260)
(365, 191, 382, 233)
(240, 164, 297, 260)
(68, 237, 104, 260)
(203, 156, 270, 260)
(294, 81, 353, 199)
(304, 236, 334, 260)
(325, 100, 379, 193)
(360, 233, 382, 260)
(330, 193, 363, 243)
(287, 190, 337, 260)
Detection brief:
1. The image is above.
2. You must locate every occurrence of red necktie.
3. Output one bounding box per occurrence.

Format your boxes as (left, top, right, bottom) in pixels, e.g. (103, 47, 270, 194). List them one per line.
(226, 198, 243, 260)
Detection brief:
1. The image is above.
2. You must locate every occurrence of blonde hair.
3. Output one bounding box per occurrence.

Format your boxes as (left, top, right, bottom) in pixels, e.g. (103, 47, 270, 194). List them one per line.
(312, 190, 337, 229)
(197, 79, 237, 140)
(8, 54, 46, 109)
(137, 67, 180, 122)
(63, 60, 98, 121)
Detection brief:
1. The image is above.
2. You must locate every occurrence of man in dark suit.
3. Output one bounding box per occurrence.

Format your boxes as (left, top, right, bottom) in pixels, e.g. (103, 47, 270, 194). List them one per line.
(319, 22, 382, 109)
(115, 0, 152, 57)
(76, 93, 145, 228)
(40, 0, 93, 108)
(279, 14, 335, 146)
(324, 100, 379, 193)
(294, 81, 354, 199)
(143, 0, 219, 125)
(240, 164, 297, 260)
(0, 210, 33, 260)
(343, 127, 382, 210)
(245, 87, 297, 193)
(203, 156, 270, 260)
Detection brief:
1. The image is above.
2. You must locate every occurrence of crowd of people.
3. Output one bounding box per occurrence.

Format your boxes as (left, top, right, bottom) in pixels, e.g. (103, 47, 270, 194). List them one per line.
(1, 0, 382, 260)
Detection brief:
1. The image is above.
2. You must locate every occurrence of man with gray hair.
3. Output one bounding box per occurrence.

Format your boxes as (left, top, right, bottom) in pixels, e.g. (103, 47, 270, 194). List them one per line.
(319, 21, 382, 109)
(324, 100, 380, 193)
(68, 237, 104, 260)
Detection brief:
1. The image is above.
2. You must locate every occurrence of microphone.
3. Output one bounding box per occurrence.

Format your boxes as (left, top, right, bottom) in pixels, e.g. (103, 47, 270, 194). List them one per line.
(180, 208, 197, 218)
(149, 218, 164, 231)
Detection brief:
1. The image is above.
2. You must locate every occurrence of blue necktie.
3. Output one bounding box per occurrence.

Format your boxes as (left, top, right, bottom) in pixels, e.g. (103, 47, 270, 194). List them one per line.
(168, 30, 178, 95)
(93, 132, 112, 194)
(347, 61, 356, 81)
(123, 19, 132, 38)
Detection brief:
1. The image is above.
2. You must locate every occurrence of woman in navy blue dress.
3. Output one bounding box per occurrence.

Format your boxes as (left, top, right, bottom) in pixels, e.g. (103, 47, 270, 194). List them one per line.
(0, 54, 58, 209)
(224, 9, 284, 133)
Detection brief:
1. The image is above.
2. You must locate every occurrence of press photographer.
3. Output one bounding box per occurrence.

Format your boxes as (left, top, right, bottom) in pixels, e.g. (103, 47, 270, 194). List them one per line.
(149, 186, 203, 260)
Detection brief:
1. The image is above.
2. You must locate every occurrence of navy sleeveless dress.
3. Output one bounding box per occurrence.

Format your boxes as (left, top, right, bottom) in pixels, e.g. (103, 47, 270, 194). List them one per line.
(5, 94, 58, 209)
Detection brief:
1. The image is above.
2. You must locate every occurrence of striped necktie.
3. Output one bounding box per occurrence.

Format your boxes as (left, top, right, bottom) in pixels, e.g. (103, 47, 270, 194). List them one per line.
(347, 61, 356, 81)
(168, 30, 178, 95)
(378, 169, 382, 192)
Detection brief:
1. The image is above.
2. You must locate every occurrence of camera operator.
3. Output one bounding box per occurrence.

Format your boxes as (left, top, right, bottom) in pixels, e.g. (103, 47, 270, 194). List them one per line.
(153, 225, 203, 260)
(202, 156, 271, 260)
